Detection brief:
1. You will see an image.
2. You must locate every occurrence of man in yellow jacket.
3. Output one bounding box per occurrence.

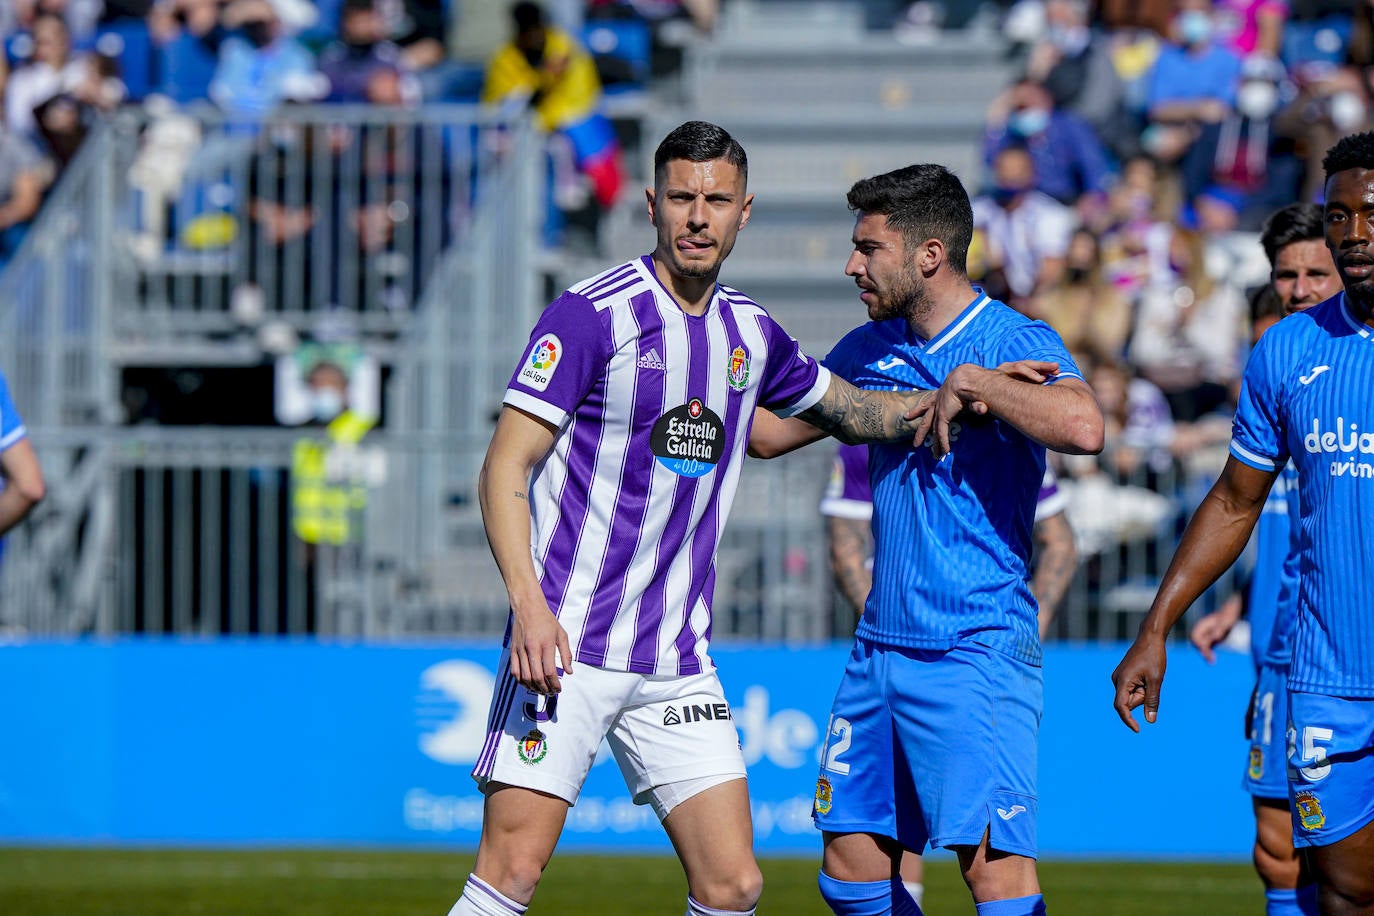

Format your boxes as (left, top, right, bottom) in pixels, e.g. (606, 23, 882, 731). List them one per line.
(483, 1, 624, 230)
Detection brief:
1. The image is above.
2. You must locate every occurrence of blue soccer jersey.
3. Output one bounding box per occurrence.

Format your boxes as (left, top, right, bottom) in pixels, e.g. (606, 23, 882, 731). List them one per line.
(823, 291, 1083, 664)
(1231, 293, 1374, 696)
(1249, 463, 1300, 670)
(0, 370, 27, 453)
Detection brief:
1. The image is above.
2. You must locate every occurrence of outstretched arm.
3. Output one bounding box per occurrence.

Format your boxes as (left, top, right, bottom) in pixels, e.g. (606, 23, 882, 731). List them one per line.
(478, 405, 573, 696)
(910, 361, 1104, 459)
(1111, 457, 1278, 731)
(749, 376, 933, 459)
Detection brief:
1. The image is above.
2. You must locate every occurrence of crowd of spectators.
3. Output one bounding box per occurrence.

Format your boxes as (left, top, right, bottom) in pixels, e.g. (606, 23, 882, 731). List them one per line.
(0, 0, 715, 273)
(960, 0, 1367, 570)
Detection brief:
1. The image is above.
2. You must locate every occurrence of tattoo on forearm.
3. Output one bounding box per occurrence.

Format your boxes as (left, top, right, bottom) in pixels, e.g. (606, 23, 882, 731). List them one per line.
(514, 491, 527, 501)
(801, 382, 922, 444)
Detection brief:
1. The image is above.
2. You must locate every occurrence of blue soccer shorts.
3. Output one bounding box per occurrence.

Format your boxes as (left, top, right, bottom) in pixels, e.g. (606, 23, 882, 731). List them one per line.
(1242, 663, 1291, 800)
(1287, 691, 1374, 848)
(811, 637, 1042, 858)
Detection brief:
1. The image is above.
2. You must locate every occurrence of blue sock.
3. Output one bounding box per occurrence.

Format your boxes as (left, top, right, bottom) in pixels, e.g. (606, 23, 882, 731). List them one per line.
(1266, 888, 1305, 916)
(817, 871, 925, 916)
(975, 894, 1047, 916)
(1296, 885, 1320, 916)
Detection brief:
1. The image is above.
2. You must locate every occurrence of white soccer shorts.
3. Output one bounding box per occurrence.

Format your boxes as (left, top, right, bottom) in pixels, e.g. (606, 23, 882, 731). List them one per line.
(472, 648, 747, 817)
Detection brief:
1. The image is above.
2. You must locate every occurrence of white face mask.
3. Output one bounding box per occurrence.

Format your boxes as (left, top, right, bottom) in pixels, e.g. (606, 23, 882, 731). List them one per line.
(1236, 81, 1278, 120)
(1331, 91, 1367, 131)
(310, 388, 345, 421)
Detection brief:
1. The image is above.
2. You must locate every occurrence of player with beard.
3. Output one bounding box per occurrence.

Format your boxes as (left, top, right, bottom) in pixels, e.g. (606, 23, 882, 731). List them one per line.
(451, 122, 939, 916)
(751, 163, 1103, 916)
(1114, 133, 1374, 914)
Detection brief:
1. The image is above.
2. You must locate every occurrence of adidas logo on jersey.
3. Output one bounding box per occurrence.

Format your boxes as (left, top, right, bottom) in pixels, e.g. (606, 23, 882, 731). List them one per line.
(638, 348, 667, 371)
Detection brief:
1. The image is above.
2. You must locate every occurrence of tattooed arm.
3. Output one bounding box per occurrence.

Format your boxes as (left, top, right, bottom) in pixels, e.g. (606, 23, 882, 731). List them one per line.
(478, 405, 572, 695)
(749, 377, 933, 459)
(1031, 509, 1077, 640)
(827, 514, 873, 621)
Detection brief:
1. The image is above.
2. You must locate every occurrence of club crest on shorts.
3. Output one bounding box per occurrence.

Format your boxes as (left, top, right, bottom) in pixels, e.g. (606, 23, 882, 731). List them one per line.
(1248, 745, 1264, 780)
(517, 728, 548, 765)
(726, 346, 750, 392)
(1295, 791, 1325, 831)
(814, 776, 833, 816)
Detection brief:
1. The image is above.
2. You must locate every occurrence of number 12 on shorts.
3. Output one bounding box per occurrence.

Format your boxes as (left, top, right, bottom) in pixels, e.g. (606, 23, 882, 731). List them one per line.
(1287, 724, 1333, 781)
(821, 715, 853, 775)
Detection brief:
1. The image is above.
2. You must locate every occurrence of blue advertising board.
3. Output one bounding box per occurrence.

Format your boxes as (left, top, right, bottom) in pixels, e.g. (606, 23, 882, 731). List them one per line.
(0, 639, 1253, 857)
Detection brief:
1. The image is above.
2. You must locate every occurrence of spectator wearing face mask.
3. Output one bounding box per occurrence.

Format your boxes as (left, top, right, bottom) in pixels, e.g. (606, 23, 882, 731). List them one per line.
(208, 0, 323, 118)
(317, 0, 416, 104)
(982, 77, 1115, 208)
(971, 144, 1078, 311)
(1273, 64, 1373, 202)
(1179, 55, 1305, 230)
(1144, 0, 1244, 163)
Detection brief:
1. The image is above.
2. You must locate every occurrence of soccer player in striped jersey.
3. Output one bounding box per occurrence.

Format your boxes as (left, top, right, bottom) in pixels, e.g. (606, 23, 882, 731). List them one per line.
(752, 164, 1103, 916)
(1187, 202, 1340, 916)
(1114, 134, 1374, 914)
(819, 446, 1077, 910)
(450, 122, 938, 916)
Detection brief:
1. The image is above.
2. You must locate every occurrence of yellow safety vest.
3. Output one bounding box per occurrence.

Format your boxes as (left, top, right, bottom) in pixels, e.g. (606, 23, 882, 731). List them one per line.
(291, 410, 376, 545)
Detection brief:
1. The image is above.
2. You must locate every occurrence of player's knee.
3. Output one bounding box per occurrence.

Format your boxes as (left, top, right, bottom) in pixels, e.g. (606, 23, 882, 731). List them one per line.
(959, 854, 1039, 901)
(1318, 867, 1374, 909)
(1252, 838, 1301, 889)
(691, 861, 763, 912)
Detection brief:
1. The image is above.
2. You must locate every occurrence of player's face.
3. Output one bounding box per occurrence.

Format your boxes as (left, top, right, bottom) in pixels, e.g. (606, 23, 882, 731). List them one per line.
(1272, 238, 1340, 315)
(647, 157, 752, 282)
(1324, 167, 1374, 309)
(846, 211, 924, 322)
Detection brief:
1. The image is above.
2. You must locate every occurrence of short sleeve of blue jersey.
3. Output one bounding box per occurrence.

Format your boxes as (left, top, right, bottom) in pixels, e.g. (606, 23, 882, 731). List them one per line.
(0, 370, 27, 452)
(1230, 332, 1287, 471)
(997, 322, 1084, 383)
(821, 325, 872, 383)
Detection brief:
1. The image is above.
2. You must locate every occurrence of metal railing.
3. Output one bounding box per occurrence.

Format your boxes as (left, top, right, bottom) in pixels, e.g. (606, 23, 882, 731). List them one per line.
(0, 100, 1237, 644)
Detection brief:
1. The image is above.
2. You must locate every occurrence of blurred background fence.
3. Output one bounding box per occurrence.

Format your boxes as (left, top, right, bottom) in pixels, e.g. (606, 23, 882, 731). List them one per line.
(0, 0, 1267, 647)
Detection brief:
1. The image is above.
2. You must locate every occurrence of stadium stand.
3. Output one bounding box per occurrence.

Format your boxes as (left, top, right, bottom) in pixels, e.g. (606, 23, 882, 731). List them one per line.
(1, 0, 1364, 645)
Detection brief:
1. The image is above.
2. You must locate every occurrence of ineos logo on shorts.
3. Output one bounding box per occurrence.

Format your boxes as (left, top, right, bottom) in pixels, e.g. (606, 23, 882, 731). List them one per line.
(651, 398, 725, 478)
(662, 702, 733, 726)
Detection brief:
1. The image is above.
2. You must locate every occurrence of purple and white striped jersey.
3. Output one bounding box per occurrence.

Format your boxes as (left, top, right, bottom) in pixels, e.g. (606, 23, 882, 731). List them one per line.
(503, 255, 830, 676)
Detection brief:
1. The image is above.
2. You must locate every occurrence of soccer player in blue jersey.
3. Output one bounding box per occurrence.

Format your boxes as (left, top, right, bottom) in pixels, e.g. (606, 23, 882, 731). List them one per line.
(0, 367, 45, 542)
(1113, 134, 1374, 914)
(819, 446, 1078, 910)
(752, 163, 1103, 916)
(1188, 202, 1340, 916)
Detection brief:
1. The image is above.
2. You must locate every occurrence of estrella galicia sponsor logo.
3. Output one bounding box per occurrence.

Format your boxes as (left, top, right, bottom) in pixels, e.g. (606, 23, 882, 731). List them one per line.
(519, 334, 562, 391)
(651, 398, 725, 478)
(663, 702, 732, 726)
(1304, 417, 1374, 478)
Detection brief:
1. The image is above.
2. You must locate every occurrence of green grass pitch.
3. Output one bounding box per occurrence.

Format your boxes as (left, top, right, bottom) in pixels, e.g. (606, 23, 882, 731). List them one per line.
(0, 848, 1260, 914)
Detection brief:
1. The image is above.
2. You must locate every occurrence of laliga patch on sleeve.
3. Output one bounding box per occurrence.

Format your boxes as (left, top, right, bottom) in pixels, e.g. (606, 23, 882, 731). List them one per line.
(519, 334, 563, 392)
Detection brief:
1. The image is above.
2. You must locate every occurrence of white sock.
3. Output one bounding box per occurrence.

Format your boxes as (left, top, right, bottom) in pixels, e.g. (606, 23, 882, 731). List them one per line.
(903, 881, 924, 907)
(448, 875, 528, 916)
(686, 895, 757, 916)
